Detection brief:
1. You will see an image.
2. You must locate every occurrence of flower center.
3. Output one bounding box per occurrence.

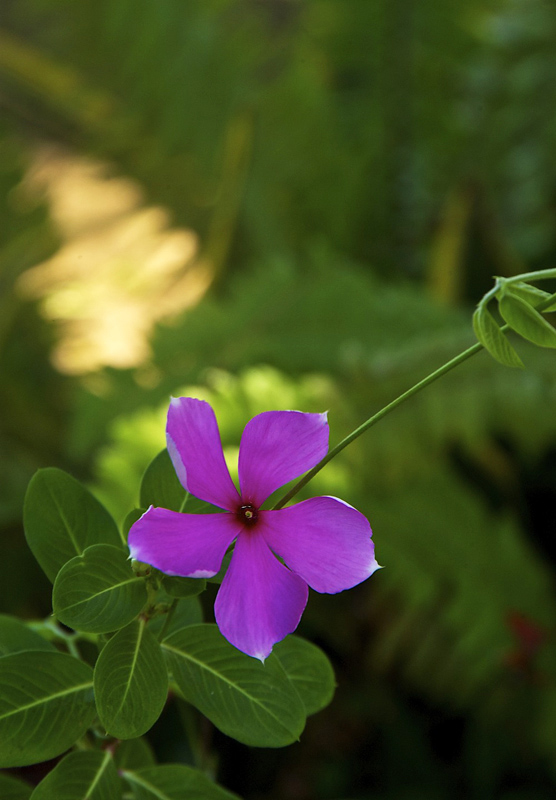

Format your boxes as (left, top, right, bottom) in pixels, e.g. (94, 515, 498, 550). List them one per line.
(237, 503, 258, 526)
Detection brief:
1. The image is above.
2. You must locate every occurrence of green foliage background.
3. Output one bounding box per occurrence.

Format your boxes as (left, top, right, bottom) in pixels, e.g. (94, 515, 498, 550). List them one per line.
(2, 0, 556, 797)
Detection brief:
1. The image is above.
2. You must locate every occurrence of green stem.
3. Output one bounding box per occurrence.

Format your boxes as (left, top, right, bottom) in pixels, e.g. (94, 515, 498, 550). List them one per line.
(157, 599, 178, 642)
(481, 278, 502, 307)
(272, 339, 483, 509)
(30, 617, 84, 658)
(502, 268, 556, 284)
(272, 285, 556, 511)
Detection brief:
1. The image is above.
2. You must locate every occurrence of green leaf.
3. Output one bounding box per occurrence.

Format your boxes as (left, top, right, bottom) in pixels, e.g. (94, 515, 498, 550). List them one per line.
(499, 291, 556, 348)
(0, 651, 95, 768)
(147, 597, 203, 639)
(113, 737, 156, 770)
(123, 509, 146, 539)
(506, 281, 556, 311)
(53, 544, 147, 633)
(140, 450, 187, 513)
(161, 624, 306, 748)
(24, 468, 123, 582)
(29, 751, 120, 800)
(274, 636, 336, 715)
(161, 575, 206, 598)
(94, 619, 168, 739)
(122, 764, 240, 800)
(472, 305, 524, 368)
(0, 615, 55, 656)
(140, 450, 221, 516)
(0, 773, 32, 800)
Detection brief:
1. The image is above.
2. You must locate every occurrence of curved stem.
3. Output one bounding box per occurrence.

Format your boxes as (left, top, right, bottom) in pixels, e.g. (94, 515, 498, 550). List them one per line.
(272, 339, 483, 509)
(157, 599, 178, 643)
(273, 286, 556, 510)
(503, 268, 556, 284)
(481, 278, 502, 307)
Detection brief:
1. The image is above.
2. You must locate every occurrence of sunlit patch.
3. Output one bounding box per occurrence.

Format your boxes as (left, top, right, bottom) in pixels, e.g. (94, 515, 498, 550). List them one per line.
(16, 144, 212, 374)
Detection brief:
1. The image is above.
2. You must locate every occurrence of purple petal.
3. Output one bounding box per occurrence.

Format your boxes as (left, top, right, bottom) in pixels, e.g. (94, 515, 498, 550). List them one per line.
(128, 506, 240, 578)
(260, 497, 379, 593)
(167, 397, 240, 510)
(238, 410, 329, 506)
(214, 531, 308, 661)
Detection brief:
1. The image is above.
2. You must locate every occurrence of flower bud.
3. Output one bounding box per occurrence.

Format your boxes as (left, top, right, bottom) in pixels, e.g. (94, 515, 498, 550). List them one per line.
(131, 559, 152, 577)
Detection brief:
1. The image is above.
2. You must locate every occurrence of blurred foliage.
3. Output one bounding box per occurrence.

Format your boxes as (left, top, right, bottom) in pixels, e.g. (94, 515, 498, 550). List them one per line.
(3, 0, 556, 278)
(0, 133, 62, 524)
(2, 0, 556, 797)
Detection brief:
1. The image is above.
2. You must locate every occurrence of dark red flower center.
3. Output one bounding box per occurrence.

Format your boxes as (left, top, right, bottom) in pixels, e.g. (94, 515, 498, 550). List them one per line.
(237, 503, 258, 526)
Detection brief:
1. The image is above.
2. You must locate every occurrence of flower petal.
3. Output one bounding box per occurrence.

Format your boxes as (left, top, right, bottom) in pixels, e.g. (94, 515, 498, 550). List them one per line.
(167, 397, 240, 510)
(260, 497, 379, 593)
(215, 532, 308, 660)
(238, 410, 329, 506)
(128, 506, 240, 578)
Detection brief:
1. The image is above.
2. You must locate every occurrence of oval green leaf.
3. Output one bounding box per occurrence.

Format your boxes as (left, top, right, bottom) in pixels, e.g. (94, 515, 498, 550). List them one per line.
(122, 764, 240, 800)
(94, 619, 168, 739)
(507, 280, 556, 310)
(0, 773, 32, 800)
(29, 750, 120, 800)
(472, 305, 524, 368)
(161, 624, 306, 748)
(24, 468, 123, 582)
(499, 291, 556, 348)
(114, 737, 156, 770)
(161, 575, 206, 598)
(147, 597, 203, 640)
(273, 636, 336, 716)
(0, 615, 55, 656)
(140, 450, 221, 517)
(53, 544, 147, 633)
(123, 508, 146, 539)
(140, 449, 187, 513)
(0, 651, 95, 768)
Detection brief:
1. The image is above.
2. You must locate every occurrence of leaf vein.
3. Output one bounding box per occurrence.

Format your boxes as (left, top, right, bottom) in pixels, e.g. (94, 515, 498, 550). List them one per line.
(0, 680, 93, 721)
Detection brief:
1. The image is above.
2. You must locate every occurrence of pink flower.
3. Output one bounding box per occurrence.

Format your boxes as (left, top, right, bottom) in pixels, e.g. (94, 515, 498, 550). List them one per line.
(128, 398, 379, 660)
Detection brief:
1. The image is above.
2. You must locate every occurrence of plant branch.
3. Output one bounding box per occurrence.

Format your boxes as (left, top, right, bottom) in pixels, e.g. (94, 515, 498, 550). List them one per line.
(272, 285, 556, 510)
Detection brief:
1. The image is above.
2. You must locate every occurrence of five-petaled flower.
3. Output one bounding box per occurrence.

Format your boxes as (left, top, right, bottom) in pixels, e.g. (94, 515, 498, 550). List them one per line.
(128, 397, 380, 660)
